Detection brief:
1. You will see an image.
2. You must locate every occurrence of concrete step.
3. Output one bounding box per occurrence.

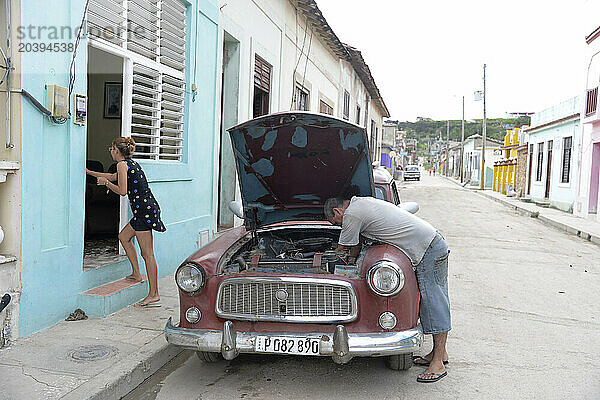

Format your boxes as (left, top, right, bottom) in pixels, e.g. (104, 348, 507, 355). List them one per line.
(78, 275, 148, 317)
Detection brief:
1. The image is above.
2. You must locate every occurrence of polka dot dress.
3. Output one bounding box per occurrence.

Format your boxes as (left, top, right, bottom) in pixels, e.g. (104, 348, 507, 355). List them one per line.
(125, 159, 166, 232)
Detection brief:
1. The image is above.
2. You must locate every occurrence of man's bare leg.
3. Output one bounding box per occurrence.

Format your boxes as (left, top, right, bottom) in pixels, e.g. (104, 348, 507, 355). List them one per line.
(418, 332, 448, 381)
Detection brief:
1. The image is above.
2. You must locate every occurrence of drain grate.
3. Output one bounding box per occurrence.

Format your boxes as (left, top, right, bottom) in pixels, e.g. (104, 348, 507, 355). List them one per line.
(68, 345, 118, 361)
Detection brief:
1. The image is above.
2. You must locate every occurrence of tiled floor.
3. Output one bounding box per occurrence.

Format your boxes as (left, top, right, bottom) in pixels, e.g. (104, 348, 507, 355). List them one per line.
(83, 237, 127, 270)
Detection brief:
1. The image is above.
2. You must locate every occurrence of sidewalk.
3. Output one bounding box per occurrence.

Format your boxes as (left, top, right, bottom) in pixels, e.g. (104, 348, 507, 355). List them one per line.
(443, 176, 600, 246)
(0, 274, 181, 400)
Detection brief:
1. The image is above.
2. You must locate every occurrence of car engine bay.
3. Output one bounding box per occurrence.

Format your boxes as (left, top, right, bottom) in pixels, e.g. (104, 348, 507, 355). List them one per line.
(220, 228, 362, 277)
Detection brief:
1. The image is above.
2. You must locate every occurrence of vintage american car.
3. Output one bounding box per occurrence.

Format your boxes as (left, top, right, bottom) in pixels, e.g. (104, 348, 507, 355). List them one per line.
(165, 112, 423, 370)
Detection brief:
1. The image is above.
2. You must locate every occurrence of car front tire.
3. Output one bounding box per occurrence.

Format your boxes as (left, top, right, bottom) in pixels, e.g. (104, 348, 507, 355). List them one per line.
(385, 353, 413, 370)
(196, 351, 223, 363)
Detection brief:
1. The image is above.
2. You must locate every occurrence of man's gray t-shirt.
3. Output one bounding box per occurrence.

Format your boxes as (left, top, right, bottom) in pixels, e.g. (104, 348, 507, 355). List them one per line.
(338, 196, 437, 266)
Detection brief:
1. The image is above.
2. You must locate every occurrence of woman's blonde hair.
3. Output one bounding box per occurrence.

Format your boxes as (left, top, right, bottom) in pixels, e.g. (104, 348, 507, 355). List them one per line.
(111, 137, 136, 158)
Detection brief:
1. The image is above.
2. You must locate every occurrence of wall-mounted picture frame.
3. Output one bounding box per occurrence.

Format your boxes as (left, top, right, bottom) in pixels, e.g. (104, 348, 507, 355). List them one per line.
(104, 82, 122, 119)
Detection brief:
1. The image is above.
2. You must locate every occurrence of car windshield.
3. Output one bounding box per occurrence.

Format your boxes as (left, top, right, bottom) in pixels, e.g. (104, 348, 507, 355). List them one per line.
(407, 166, 419, 171)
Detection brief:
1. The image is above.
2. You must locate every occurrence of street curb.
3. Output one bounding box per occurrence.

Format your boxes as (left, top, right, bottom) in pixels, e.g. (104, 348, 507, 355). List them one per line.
(60, 333, 183, 400)
(442, 176, 600, 246)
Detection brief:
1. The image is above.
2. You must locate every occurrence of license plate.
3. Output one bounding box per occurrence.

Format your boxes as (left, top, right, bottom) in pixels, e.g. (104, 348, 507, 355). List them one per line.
(255, 336, 320, 355)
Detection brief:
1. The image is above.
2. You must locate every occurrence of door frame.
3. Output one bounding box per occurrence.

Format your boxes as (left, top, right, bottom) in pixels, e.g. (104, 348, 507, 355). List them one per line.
(545, 140, 553, 199)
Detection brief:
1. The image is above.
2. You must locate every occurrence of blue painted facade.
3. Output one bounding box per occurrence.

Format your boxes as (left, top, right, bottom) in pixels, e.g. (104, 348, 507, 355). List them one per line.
(19, 0, 219, 336)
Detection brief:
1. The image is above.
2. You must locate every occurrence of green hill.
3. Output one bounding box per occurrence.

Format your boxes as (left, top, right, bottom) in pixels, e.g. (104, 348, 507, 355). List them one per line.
(398, 116, 531, 144)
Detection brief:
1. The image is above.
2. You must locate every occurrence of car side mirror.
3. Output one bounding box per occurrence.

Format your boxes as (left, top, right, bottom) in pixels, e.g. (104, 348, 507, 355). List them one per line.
(228, 201, 244, 219)
(399, 202, 419, 214)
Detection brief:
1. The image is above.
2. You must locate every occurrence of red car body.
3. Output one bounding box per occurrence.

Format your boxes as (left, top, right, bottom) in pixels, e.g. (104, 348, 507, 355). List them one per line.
(166, 112, 423, 369)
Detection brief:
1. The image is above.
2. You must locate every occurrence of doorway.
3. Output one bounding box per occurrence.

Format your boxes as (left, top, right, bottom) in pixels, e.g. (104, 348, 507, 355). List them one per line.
(589, 143, 600, 214)
(545, 140, 553, 199)
(217, 34, 241, 231)
(527, 144, 533, 195)
(84, 45, 126, 269)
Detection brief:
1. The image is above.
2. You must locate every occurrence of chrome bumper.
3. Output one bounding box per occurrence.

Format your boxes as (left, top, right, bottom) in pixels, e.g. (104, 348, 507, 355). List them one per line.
(164, 318, 423, 364)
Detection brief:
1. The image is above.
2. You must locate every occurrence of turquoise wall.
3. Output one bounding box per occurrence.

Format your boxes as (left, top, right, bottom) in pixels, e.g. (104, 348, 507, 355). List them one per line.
(20, 0, 219, 336)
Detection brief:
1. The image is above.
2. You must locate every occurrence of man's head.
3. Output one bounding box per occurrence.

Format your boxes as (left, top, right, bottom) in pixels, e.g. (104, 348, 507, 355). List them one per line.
(324, 197, 348, 226)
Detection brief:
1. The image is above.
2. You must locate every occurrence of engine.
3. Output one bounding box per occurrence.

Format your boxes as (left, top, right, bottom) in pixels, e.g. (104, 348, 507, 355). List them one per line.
(220, 228, 360, 276)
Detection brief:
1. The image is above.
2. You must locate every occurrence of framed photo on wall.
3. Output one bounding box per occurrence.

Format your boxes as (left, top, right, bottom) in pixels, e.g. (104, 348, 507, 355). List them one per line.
(104, 82, 122, 119)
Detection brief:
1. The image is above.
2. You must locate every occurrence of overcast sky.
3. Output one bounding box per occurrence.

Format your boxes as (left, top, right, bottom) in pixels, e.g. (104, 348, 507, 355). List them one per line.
(317, 0, 600, 122)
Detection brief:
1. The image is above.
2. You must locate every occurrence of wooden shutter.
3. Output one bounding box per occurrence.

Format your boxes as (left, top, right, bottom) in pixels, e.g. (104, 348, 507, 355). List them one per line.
(254, 56, 271, 93)
(159, 74, 185, 161)
(88, 0, 126, 45)
(561, 137, 572, 183)
(160, 0, 187, 71)
(131, 64, 161, 160)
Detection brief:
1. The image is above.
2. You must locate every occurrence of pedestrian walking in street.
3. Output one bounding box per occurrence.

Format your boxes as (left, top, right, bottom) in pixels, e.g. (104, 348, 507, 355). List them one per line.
(86, 137, 165, 307)
(324, 196, 451, 382)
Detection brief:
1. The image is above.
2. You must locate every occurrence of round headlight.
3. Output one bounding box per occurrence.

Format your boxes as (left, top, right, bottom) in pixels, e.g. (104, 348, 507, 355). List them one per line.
(379, 311, 397, 330)
(185, 307, 201, 324)
(176, 263, 206, 293)
(367, 261, 404, 296)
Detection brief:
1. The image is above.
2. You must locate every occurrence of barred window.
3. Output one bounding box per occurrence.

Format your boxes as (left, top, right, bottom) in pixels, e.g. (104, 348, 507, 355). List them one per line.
(294, 85, 309, 111)
(561, 137, 572, 183)
(319, 100, 333, 115)
(536, 143, 544, 181)
(343, 90, 350, 120)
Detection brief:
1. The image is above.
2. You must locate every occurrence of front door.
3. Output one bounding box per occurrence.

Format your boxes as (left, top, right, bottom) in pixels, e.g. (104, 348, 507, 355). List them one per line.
(590, 143, 600, 214)
(527, 144, 533, 195)
(545, 140, 553, 199)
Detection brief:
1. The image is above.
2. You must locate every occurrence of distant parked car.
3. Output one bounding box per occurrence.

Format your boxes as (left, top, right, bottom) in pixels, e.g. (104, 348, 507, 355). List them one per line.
(403, 165, 421, 181)
(165, 112, 423, 371)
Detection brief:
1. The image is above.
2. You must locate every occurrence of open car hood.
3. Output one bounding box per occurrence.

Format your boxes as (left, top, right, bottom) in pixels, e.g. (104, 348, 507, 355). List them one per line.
(228, 112, 375, 229)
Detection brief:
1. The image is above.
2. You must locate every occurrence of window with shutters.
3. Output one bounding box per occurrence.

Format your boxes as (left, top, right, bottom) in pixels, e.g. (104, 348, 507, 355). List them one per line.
(561, 136, 572, 183)
(343, 90, 350, 120)
(87, 0, 188, 161)
(319, 100, 333, 115)
(253, 55, 271, 118)
(294, 85, 309, 111)
(370, 120, 376, 160)
(536, 143, 544, 181)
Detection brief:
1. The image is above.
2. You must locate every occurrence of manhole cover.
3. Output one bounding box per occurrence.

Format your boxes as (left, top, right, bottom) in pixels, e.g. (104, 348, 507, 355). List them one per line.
(68, 345, 118, 361)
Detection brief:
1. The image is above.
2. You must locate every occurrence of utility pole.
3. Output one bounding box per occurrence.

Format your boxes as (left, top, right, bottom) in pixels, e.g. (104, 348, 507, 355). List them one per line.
(460, 96, 465, 183)
(446, 120, 450, 176)
(480, 64, 487, 190)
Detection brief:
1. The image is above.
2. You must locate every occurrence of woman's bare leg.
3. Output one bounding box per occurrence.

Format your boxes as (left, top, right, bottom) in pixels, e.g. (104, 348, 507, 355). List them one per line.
(118, 223, 142, 281)
(135, 230, 160, 305)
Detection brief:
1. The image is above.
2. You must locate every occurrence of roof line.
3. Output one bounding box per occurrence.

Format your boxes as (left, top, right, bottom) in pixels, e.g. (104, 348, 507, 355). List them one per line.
(291, 0, 390, 118)
(344, 44, 390, 117)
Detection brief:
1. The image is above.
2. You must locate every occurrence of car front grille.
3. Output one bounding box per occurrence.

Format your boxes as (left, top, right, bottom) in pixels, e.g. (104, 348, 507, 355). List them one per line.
(215, 277, 357, 323)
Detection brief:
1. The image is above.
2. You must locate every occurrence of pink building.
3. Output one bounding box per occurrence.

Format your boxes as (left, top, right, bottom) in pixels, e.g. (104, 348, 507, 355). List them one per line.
(575, 26, 600, 220)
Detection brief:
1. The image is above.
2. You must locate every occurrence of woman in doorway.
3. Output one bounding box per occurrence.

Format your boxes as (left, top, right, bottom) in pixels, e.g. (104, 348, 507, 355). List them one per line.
(86, 137, 166, 307)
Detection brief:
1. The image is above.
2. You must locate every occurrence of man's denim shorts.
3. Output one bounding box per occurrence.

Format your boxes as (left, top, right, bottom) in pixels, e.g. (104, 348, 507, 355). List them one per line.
(415, 232, 451, 335)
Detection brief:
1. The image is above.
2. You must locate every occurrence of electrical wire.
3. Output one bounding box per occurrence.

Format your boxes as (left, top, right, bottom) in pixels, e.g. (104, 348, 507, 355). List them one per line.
(66, 0, 91, 121)
(290, 9, 309, 110)
(300, 24, 313, 91)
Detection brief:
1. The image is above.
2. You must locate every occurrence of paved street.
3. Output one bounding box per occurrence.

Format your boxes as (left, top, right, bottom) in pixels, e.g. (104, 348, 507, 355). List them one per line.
(124, 173, 600, 400)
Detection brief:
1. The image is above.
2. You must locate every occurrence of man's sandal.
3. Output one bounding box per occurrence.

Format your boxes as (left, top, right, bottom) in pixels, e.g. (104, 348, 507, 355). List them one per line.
(413, 356, 449, 367)
(417, 371, 447, 383)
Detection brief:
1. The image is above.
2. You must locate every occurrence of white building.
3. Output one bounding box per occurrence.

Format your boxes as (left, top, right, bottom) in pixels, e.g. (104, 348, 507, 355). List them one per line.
(574, 26, 600, 220)
(214, 0, 390, 230)
(524, 96, 580, 212)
